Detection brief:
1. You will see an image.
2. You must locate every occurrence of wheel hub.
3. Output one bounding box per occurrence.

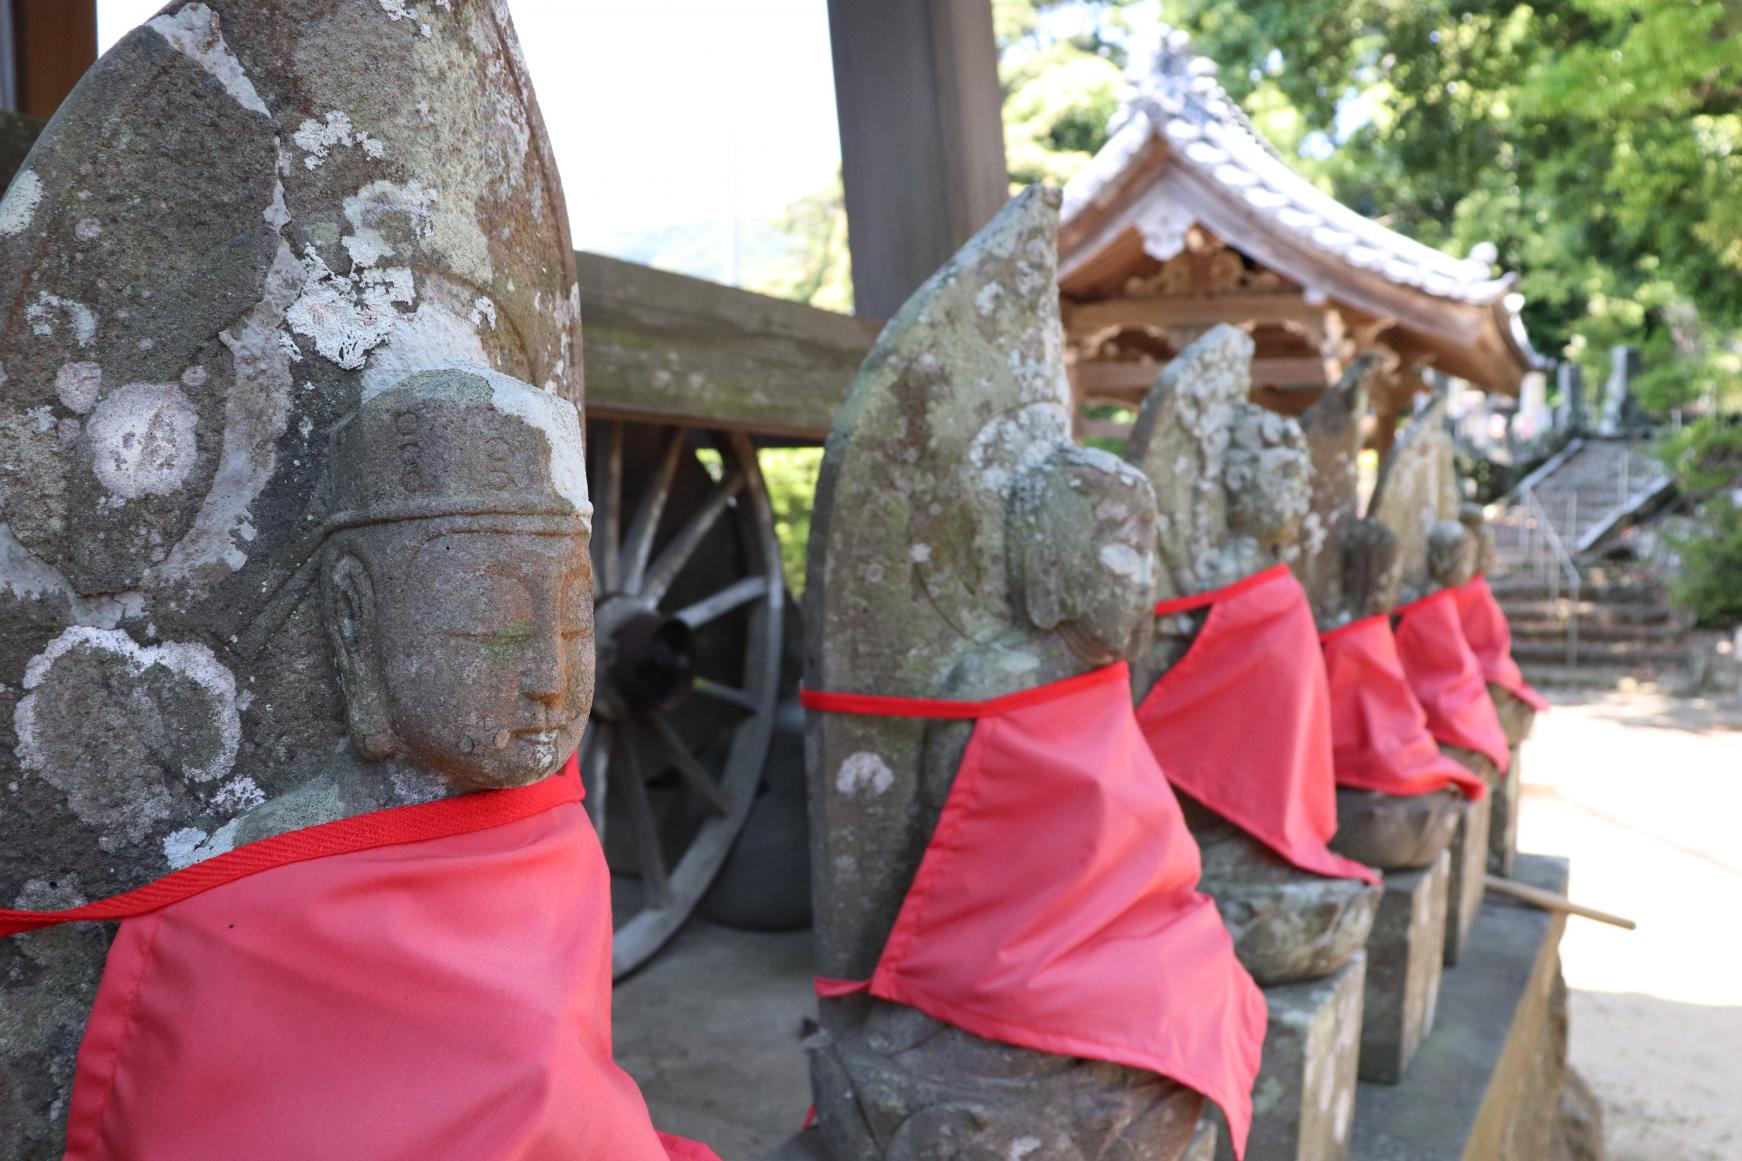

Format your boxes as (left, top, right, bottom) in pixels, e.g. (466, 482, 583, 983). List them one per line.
(594, 596, 696, 718)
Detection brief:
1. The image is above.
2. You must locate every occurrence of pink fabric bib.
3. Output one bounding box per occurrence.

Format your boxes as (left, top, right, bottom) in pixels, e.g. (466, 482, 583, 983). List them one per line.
(1, 758, 715, 1161)
(804, 663, 1266, 1157)
(1452, 576, 1549, 712)
(1134, 565, 1379, 884)
(1320, 615, 1488, 800)
(1393, 590, 1512, 774)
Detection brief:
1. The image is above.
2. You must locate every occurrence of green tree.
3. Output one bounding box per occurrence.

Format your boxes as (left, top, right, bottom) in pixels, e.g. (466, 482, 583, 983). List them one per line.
(1167, 0, 1742, 413)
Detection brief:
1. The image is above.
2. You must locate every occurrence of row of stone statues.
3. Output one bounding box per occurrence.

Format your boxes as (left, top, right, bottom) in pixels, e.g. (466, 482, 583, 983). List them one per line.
(0, 4, 1542, 1158)
(801, 190, 1539, 1160)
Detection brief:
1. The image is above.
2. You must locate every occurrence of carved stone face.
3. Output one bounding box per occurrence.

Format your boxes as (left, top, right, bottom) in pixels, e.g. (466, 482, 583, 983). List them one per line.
(1343, 518, 1402, 616)
(1225, 405, 1310, 549)
(321, 368, 595, 790)
(327, 523, 594, 789)
(1013, 447, 1158, 663)
(1427, 520, 1478, 590)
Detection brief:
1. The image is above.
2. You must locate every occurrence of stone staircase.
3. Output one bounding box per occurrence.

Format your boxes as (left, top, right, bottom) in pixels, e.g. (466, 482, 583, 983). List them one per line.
(1487, 438, 1696, 689)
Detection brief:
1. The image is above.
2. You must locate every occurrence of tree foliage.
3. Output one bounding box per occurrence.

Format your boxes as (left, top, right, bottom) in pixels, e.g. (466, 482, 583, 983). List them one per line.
(1167, 0, 1742, 413)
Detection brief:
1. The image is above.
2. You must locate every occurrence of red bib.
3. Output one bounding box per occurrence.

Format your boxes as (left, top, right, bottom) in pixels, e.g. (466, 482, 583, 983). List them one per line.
(1320, 616, 1487, 800)
(1452, 576, 1549, 712)
(1134, 565, 1379, 885)
(1393, 591, 1512, 774)
(803, 663, 1266, 1158)
(0, 757, 715, 1161)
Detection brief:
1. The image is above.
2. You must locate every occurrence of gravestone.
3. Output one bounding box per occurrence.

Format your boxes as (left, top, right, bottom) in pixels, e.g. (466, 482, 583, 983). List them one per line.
(803, 187, 1206, 1161)
(0, 3, 578, 1153)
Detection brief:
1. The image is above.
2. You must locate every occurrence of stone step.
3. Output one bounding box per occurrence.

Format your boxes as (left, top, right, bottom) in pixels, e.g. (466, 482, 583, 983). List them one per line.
(1520, 663, 1686, 692)
(1511, 638, 1692, 667)
(1506, 618, 1690, 645)
(1495, 599, 1680, 626)
(1487, 578, 1663, 605)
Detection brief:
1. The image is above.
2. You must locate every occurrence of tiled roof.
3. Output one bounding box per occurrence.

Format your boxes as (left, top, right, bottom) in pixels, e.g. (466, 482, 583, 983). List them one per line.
(1063, 29, 1517, 308)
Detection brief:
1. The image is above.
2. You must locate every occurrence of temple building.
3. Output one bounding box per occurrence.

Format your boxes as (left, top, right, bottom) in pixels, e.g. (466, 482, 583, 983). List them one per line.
(1059, 31, 1547, 444)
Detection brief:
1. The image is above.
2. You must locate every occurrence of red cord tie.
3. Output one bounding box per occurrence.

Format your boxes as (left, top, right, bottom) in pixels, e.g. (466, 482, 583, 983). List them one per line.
(0, 762, 583, 938)
(1152, 562, 1291, 617)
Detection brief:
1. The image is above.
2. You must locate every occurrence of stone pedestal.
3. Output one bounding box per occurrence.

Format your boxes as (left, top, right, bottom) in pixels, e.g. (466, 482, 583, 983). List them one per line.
(1489, 747, 1522, 877)
(1215, 954, 1366, 1161)
(1443, 793, 1492, 966)
(1359, 852, 1449, 1084)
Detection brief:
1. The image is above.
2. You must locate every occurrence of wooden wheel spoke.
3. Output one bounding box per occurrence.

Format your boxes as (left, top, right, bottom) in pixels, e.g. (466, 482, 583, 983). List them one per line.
(641, 470, 747, 605)
(674, 575, 768, 629)
(691, 678, 759, 712)
(615, 725, 672, 906)
(597, 422, 623, 591)
(621, 428, 688, 593)
(644, 710, 731, 817)
(579, 722, 610, 840)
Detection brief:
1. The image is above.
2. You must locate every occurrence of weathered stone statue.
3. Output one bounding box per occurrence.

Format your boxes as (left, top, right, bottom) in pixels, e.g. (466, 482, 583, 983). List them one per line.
(1460, 504, 1539, 748)
(0, 3, 577, 1152)
(1368, 393, 1505, 789)
(805, 188, 1261, 1161)
(1124, 325, 1380, 987)
(1294, 362, 1465, 870)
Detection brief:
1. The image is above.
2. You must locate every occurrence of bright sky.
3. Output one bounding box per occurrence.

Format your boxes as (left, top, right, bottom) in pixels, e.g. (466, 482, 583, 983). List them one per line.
(96, 1, 842, 271)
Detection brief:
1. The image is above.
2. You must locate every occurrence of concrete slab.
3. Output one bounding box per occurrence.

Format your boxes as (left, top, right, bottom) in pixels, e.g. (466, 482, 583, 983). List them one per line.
(1359, 851, 1449, 1084)
(1350, 855, 1570, 1160)
(614, 921, 816, 1159)
(1443, 793, 1492, 965)
(1216, 954, 1365, 1161)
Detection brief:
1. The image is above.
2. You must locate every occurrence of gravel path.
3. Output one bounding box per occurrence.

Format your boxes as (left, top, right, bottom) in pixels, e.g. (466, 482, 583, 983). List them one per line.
(1520, 690, 1742, 1161)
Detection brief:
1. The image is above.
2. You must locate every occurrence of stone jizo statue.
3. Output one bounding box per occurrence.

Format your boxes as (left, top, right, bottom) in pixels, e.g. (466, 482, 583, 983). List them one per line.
(1294, 364, 1469, 871)
(1125, 325, 1380, 987)
(236, 369, 595, 842)
(805, 189, 1261, 1161)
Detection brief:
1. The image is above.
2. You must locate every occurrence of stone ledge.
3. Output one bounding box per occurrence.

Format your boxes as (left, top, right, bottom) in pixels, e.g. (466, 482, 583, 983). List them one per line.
(1351, 853, 1571, 1161)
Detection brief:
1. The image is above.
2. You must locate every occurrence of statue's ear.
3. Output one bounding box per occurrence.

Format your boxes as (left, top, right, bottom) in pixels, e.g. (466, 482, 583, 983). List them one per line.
(324, 549, 396, 760)
(1018, 529, 1066, 631)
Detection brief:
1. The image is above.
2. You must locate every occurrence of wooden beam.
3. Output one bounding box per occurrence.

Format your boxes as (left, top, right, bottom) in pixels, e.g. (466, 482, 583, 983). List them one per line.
(827, 0, 1008, 318)
(577, 251, 880, 441)
(12, 0, 95, 119)
(1062, 291, 1326, 336)
(1075, 355, 1328, 399)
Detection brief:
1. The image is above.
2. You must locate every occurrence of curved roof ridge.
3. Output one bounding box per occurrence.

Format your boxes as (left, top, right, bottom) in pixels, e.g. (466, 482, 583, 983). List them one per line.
(1070, 25, 1517, 308)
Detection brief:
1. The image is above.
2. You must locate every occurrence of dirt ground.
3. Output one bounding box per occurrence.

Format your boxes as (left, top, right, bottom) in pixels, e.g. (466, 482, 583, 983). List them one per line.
(1519, 689, 1742, 1161)
(615, 686, 1742, 1161)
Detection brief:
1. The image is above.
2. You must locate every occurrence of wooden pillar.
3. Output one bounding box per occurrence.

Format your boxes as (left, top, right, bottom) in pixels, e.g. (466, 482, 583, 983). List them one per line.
(826, 0, 1009, 318)
(8, 0, 96, 118)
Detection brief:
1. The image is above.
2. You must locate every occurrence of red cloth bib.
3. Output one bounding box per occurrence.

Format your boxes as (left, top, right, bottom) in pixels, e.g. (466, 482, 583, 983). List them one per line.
(1319, 616, 1487, 800)
(803, 663, 1266, 1158)
(1134, 565, 1379, 885)
(1393, 590, 1512, 774)
(1452, 576, 1549, 712)
(0, 757, 715, 1161)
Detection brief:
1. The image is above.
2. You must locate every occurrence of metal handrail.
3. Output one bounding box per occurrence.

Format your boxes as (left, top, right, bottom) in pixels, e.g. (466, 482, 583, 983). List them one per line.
(1515, 483, 1581, 665)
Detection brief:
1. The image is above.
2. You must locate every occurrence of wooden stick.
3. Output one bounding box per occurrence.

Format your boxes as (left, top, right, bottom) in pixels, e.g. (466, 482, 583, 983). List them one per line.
(1485, 875, 1637, 930)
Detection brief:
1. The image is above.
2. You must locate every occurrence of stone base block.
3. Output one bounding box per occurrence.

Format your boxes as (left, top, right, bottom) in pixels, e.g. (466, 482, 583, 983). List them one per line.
(1215, 953, 1366, 1161)
(1359, 851, 1449, 1084)
(1488, 746, 1522, 877)
(1443, 793, 1492, 966)
(1351, 855, 1576, 1161)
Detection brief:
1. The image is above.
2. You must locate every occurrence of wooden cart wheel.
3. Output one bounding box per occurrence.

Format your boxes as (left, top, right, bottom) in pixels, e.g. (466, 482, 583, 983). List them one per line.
(584, 420, 784, 977)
